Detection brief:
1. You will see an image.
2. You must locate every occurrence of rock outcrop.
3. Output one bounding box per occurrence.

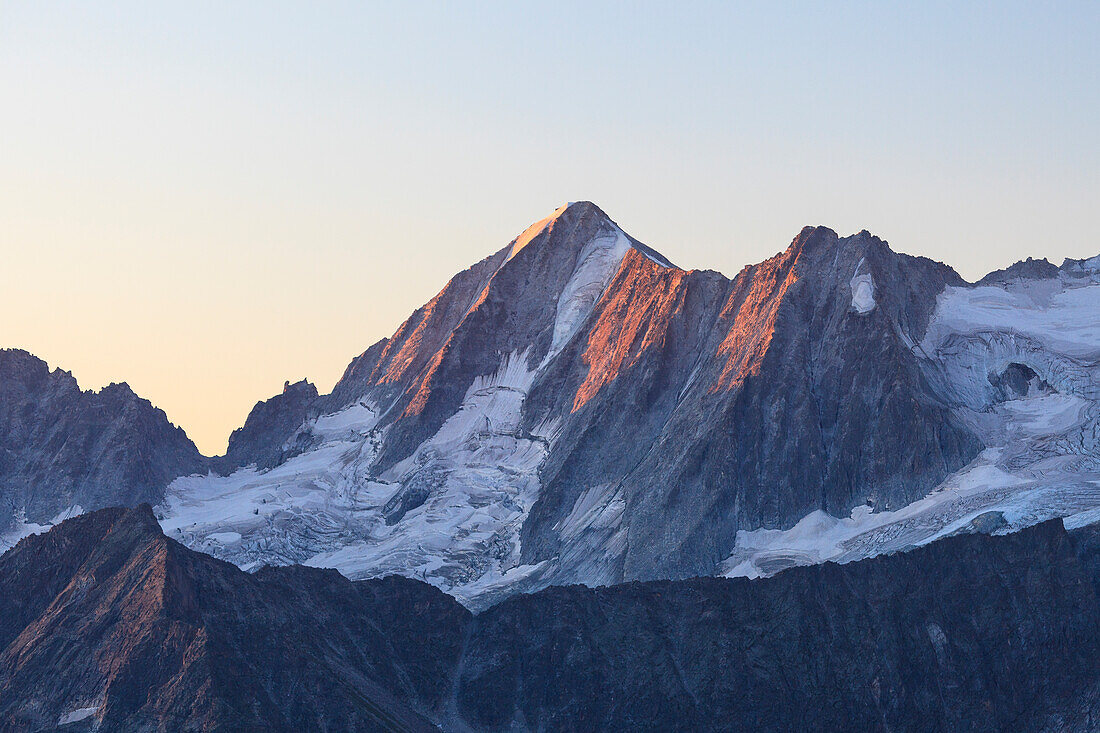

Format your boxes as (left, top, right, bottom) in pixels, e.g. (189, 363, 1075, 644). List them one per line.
(976, 256, 1061, 285)
(219, 378, 320, 471)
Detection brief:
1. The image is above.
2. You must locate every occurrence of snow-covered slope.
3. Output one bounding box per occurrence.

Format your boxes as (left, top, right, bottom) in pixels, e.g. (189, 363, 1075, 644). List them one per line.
(162, 348, 555, 607)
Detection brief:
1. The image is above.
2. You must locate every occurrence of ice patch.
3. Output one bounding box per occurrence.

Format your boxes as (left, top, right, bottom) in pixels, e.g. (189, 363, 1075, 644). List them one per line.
(849, 258, 875, 314)
(58, 706, 98, 726)
(556, 483, 626, 541)
(310, 401, 381, 440)
(923, 281, 1100, 360)
(1063, 493, 1100, 530)
(548, 225, 632, 358)
(544, 483, 629, 586)
(720, 457, 1028, 578)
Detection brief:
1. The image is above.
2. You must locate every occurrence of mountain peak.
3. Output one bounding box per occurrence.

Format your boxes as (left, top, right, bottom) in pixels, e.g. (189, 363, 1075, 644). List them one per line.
(508, 202, 675, 269)
(507, 201, 612, 258)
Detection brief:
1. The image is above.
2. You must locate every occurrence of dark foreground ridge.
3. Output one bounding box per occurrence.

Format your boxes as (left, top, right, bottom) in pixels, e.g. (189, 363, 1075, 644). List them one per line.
(2, 507, 1099, 731)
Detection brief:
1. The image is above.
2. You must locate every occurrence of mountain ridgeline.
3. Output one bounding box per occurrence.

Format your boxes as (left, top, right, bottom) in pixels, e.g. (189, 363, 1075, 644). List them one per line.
(3, 202, 1099, 611)
(1, 506, 1098, 731)
(3, 202, 1100, 731)
(0, 349, 205, 533)
(169, 202, 989, 598)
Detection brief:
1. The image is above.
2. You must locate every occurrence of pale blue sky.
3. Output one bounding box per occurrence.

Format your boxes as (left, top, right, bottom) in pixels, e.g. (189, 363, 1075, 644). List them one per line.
(1, 2, 1097, 453)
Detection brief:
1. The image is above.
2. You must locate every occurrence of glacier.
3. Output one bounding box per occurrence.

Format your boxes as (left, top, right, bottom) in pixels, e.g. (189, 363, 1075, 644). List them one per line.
(722, 271, 1100, 578)
(160, 349, 559, 609)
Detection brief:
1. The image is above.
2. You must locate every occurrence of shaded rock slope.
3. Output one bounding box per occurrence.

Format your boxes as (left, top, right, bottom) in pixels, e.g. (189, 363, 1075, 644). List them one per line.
(0, 349, 205, 535)
(1, 507, 1098, 731)
(0, 506, 465, 732)
(219, 378, 320, 472)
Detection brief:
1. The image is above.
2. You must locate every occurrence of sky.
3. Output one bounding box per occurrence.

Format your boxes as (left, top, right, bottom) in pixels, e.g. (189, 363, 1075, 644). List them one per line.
(1, 2, 1098, 455)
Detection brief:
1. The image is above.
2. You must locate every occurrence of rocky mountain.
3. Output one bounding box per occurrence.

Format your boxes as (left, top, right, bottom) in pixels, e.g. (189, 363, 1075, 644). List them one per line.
(153, 202, 1099, 609)
(1, 505, 1098, 731)
(0, 505, 463, 731)
(0, 349, 205, 540)
(218, 378, 320, 473)
(3, 202, 1098, 611)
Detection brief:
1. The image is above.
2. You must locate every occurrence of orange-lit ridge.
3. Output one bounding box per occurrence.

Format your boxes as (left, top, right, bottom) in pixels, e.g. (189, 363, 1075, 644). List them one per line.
(573, 249, 690, 412)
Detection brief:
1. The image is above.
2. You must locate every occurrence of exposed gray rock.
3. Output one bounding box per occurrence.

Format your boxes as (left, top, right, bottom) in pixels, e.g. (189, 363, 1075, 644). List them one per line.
(521, 224, 980, 582)
(0, 350, 205, 532)
(219, 378, 319, 472)
(1060, 253, 1100, 276)
(976, 256, 1060, 285)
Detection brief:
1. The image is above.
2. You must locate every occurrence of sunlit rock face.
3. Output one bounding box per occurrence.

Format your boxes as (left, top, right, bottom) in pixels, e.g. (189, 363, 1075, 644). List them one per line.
(0, 349, 205, 540)
(521, 226, 977, 586)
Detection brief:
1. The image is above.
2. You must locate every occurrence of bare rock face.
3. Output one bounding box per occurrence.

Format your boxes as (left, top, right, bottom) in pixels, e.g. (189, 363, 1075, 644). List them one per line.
(976, 256, 1061, 285)
(1, 508, 1097, 731)
(520, 225, 980, 582)
(0, 350, 205, 533)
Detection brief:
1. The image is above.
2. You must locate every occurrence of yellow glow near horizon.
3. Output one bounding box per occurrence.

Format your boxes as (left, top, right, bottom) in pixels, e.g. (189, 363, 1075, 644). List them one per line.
(2, 3, 1097, 454)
